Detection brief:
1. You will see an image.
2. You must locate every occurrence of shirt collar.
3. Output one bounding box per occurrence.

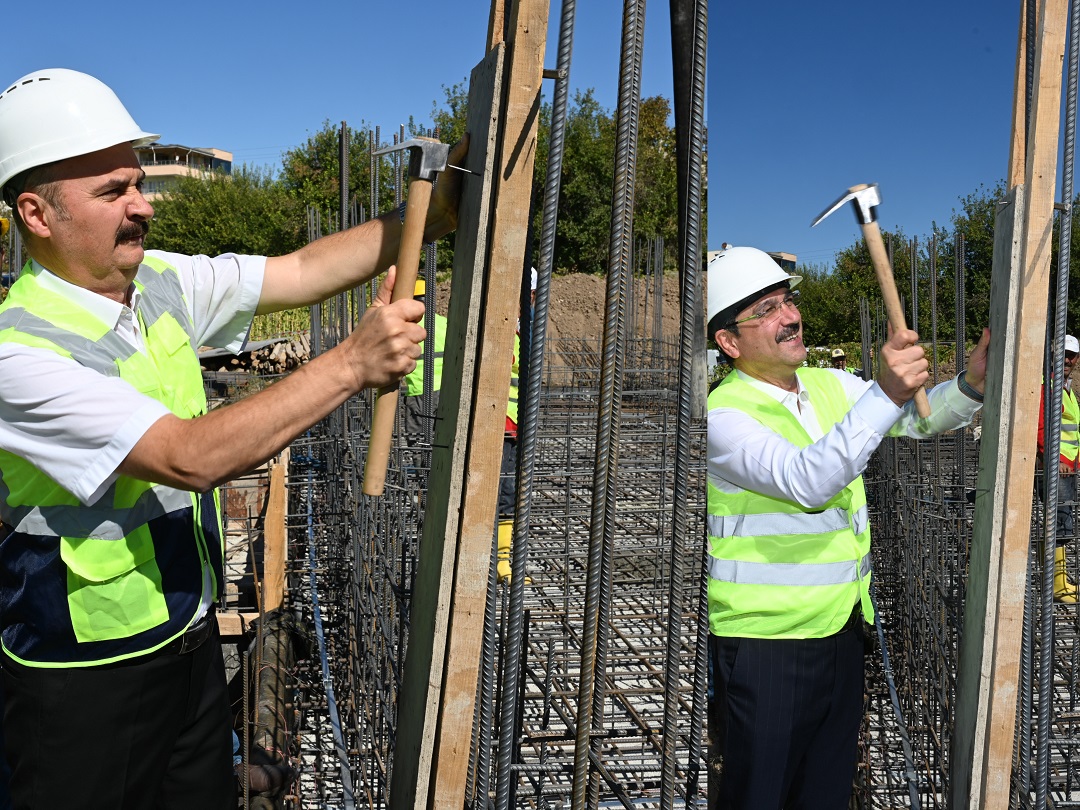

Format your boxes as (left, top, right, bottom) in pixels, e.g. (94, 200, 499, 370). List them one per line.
(735, 368, 809, 407)
(30, 260, 141, 331)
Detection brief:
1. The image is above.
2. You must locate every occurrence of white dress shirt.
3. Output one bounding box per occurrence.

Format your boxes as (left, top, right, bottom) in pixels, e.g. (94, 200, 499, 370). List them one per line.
(708, 368, 982, 509)
(0, 251, 265, 506)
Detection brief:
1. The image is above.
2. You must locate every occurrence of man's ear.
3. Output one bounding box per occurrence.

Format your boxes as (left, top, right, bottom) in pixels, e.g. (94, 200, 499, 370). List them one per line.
(715, 328, 740, 361)
(16, 192, 52, 239)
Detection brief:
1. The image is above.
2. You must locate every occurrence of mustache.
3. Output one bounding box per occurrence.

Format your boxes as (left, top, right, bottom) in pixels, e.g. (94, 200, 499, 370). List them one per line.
(776, 323, 800, 344)
(115, 220, 149, 245)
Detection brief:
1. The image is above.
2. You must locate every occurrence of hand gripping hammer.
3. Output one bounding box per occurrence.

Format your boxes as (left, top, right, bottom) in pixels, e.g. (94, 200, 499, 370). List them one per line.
(812, 183, 931, 418)
(362, 136, 450, 496)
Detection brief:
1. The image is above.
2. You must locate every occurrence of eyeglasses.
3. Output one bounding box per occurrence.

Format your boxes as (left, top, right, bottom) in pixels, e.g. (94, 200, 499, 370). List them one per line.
(726, 290, 800, 328)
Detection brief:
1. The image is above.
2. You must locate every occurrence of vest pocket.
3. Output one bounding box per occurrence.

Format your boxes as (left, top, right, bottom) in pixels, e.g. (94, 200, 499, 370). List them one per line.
(59, 525, 169, 643)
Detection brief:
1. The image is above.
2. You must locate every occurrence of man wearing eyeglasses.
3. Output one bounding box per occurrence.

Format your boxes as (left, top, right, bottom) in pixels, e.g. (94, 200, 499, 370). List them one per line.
(705, 245, 989, 809)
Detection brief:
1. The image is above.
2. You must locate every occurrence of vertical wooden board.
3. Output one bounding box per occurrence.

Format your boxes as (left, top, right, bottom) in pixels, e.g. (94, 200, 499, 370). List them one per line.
(389, 44, 505, 810)
(953, 0, 1066, 803)
(1008, 0, 1029, 188)
(262, 449, 289, 613)
(429, 0, 550, 805)
(488, 0, 508, 49)
(952, 186, 1024, 808)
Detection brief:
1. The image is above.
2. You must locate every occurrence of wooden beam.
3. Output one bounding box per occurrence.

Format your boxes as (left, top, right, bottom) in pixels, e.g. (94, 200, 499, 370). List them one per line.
(389, 44, 505, 810)
(216, 611, 260, 638)
(488, 0, 508, 49)
(428, 3, 549, 807)
(262, 448, 289, 613)
(951, 185, 1025, 808)
(951, 0, 1067, 804)
(1008, 0, 1030, 187)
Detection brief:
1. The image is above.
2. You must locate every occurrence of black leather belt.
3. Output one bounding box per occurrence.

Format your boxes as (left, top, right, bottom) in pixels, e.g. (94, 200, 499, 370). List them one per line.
(161, 610, 215, 656)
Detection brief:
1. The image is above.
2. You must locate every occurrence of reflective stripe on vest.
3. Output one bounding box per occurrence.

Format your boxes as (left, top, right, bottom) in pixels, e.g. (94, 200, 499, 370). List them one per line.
(708, 550, 872, 587)
(0, 258, 222, 667)
(707, 504, 869, 541)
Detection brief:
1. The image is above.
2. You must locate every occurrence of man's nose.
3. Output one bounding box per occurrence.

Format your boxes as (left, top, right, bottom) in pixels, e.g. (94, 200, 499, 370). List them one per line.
(129, 191, 154, 221)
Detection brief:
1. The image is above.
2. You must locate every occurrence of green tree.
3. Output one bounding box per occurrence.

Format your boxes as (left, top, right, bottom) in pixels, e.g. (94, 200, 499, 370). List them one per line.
(795, 262, 859, 346)
(948, 182, 1001, 343)
(280, 120, 396, 225)
(145, 166, 305, 257)
(633, 96, 679, 261)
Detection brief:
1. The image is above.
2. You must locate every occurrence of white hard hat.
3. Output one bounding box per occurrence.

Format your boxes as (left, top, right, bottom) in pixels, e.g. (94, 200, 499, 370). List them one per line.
(1067, 335, 1079, 354)
(0, 69, 159, 192)
(707, 246, 801, 327)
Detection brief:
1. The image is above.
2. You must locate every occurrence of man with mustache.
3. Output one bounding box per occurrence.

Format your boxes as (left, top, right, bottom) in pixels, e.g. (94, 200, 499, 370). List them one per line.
(0, 68, 463, 808)
(706, 246, 988, 809)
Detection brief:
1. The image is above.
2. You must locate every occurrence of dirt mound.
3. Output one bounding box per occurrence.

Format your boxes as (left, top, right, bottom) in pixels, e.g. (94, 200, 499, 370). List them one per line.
(436, 272, 684, 347)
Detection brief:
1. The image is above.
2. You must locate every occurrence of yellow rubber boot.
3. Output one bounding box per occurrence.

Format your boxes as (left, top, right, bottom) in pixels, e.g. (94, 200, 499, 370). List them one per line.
(497, 520, 513, 583)
(1056, 546, 1078, 604)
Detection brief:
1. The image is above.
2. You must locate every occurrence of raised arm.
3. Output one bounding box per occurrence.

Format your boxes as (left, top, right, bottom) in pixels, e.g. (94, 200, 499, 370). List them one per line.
(119, 269, 424, 491)
(257, 137, 467, 314)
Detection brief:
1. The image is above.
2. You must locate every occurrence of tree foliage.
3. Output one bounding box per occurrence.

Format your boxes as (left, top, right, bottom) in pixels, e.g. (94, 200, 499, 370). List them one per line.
(145, 166, 304, 257)
(280, 120, 397, 226)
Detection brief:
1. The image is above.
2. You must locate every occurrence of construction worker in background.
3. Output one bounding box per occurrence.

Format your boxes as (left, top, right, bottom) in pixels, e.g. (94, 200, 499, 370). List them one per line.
(706, 245, 988, 809)
(403, 277, 447, 456)
(497, 267, 537, 583)
(1037, 334, 1080, 602)
(0, 68, 463, 808)
(830, 347, 863, 378)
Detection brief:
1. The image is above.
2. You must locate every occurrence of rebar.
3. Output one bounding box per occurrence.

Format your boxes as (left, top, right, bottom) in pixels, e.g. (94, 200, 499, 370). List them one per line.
(571, 2, 645, 808)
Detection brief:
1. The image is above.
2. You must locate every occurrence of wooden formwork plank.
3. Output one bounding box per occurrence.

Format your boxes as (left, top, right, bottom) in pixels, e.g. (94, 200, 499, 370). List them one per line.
(1008, 0, 1029, 188)
(262, 449, 289, 613)
(389, 44, 505, 810)
(952, 185, 1025, 808)
(217, 611, 259, 638)
(952, 0, 1067, 805)
(488, 0, 508, 49)
(429, 1, 549, 806)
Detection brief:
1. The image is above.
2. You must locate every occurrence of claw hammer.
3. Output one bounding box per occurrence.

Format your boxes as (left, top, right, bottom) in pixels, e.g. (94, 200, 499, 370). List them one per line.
(362, 136, 450, 496)
(812, 183, 931, 418)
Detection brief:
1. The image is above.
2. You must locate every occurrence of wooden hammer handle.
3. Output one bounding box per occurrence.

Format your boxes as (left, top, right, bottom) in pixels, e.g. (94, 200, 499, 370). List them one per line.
(362, 178, 434, 496)
(861, 220, 932, 418)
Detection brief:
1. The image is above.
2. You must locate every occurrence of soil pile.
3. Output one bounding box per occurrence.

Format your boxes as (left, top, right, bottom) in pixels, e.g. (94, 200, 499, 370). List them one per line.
(436, 272, 685, 349)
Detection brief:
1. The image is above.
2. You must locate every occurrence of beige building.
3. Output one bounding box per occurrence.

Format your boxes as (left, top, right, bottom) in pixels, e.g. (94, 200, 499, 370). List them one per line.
(134, 143, 232, 200)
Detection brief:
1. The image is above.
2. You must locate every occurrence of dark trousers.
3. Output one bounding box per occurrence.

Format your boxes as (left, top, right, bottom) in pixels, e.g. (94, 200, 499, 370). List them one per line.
(498, 436, 518, 520)
(709, 620, 865, 810)
(2, 625, 234, 810)
(1038, 472, 1077, 544)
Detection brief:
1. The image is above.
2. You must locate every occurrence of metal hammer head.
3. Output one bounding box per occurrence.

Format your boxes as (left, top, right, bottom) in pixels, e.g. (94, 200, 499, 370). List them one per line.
(811, 183, 881, 228)
(372, 137, 449, 181)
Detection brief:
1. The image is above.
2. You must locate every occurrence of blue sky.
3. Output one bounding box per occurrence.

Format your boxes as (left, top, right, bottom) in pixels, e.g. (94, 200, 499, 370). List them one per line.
(4, 0, 1024, 273)
(2, 2, 672, 180)
(708, 0, 1023, 268)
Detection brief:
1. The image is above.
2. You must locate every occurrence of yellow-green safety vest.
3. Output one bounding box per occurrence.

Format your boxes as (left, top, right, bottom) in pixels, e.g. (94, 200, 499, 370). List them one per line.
(707, 368, 873, 639)
(405, 313, 447, 397)
(0, 258, 224, 667)
(1062, 386, 1080, 465)
(507, 333, 520, 425)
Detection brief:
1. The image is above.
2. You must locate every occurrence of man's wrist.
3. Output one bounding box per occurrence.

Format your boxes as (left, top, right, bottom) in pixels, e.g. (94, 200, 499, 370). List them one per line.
(957, 371, 984, 402)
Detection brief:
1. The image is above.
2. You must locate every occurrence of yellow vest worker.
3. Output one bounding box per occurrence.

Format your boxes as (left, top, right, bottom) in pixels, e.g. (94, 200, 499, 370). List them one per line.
(707, 245, 985, 809)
